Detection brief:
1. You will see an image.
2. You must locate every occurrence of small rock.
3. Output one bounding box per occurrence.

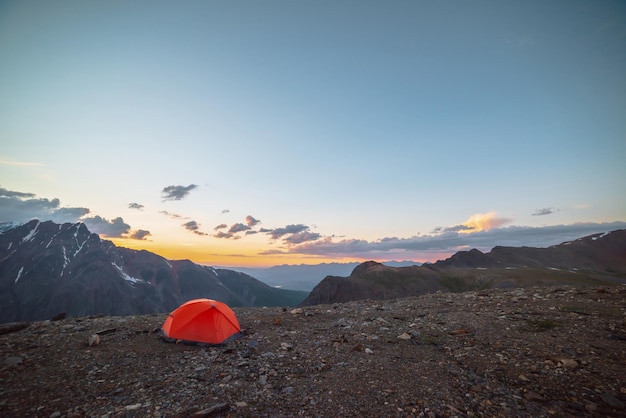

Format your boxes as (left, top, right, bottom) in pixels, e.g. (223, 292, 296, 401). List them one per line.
(282, 386, 294, 394)
(125, 403, 141, 411)
(3, 356, 23, 367)
(557, 358, 578, 369)
(365, 348, 374, 355)
(280, 342, 293, 351)
(191, 403, 229, 417)
(235, 401, 248, 408)
(600, 393, 624, 409)
(290, 308, 303, 315)
(397, 333, 411, 340)
(518, 374, 530, 382)
(88, 334, 100, 346)
(524, 391, 545, 402)
(351, 343, 364, 352)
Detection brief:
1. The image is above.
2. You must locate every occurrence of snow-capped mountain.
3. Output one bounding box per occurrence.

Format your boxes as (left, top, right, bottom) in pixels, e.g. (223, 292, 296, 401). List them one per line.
(0, 220, 306, 323)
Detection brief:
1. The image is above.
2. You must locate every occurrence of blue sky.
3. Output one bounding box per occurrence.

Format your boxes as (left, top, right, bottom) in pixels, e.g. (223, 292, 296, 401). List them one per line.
(1, 1, 625, 266)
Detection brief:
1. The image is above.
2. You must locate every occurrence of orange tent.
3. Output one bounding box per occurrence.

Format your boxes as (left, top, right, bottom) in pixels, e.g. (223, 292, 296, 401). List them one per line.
(161, 299, 241, 345)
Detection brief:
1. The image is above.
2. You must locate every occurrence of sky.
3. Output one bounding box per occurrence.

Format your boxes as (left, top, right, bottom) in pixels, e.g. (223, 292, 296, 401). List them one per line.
(1, 1, 625, 267)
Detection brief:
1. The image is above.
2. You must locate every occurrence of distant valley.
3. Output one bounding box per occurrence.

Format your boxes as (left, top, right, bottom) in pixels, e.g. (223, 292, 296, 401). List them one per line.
(228, 260, 421, 291)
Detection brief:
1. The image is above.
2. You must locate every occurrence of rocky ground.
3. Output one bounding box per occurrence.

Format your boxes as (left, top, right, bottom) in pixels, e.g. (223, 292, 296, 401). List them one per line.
(1, 285, 625, 417)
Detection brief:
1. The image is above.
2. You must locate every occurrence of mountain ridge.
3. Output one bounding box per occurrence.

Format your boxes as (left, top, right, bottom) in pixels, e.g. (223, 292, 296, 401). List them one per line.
(0, 220, 307, 323)
(300, 229, 626, 306)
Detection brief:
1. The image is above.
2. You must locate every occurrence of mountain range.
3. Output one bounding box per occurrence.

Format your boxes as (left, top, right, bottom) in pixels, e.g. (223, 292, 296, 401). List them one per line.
(300, 229, 626, 306)
(2, 220, 625, 323)
(0, 220, 307, 323)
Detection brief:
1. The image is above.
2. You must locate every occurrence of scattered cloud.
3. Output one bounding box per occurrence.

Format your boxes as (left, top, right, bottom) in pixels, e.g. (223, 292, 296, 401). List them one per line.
(214, 231, 241, 240)
(159, 210, 188, 219)
(213, 215, 262, 239)
(267, 224, 309, 240)
(246, 215, 260, 227)
(532, 208, 555, 216)
(130, 229, 151, 240)
(161, 184, 198, 201)
(0, 187, 89, 223)
(182, 220, 207, 235)
(283, 231, 322, 244)
(0, 188, 36, 199)
(228, 223, 251, 234)
(459, 212, 511, 233)
(83, 216, 131, 238)
(0, 159, 43, 167)
(266, 221, 626, 261)
(433, 212, 511, 235)
(128, 203, 144, 210)
(0, 188, 150, 240)
(221, 209, 230, 214)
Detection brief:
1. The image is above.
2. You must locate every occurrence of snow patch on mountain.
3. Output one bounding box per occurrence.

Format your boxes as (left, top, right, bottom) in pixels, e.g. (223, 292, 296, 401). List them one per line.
(21, 221, 40, 243)
(111, 261, 142, 284)
(74, 237, 88, 257)
(15, 266, 24, 283)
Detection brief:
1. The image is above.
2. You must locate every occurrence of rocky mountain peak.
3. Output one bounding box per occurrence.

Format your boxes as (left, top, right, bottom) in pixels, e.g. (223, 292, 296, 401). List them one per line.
(0, 220, 306, 323)
(351, 260, 384, 276)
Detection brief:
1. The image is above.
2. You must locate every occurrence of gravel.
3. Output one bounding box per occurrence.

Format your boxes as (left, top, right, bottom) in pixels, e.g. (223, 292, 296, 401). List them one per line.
(1, 285, 625, 417)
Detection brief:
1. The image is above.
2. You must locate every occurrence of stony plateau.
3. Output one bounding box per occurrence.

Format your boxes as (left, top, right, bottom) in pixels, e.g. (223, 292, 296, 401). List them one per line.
(2, 285, 625, 417)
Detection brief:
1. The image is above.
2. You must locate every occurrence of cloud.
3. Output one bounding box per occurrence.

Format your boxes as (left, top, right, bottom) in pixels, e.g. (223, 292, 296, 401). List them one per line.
(437, 224, 474, 233)
(266, 224, 310, 240)
(128, 203, 144, 210)
(532, 208, 555, 216)
(182, 220, 207, 235)
(459, 212, 511, 233)
(221, 209, 230, 214)
(161, 184, 198, 201)
(52, 207, 92, 223)
(0, 188, 36, 199)
(246, 215, 260, 227)
(213, 216, 261, 238)
(83, 216, 131, 238)
(130, 229, 151, 240)
(434, 212, 511, 235)
(283, 231, 322, 244)
(264, 221, 626, 261)
(0, 159, 43, 167)
(159, 210, 188, 219)
(228, 223, 251, 234)
(0, 187, 90, 223)
(214, 231, 241, 240)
